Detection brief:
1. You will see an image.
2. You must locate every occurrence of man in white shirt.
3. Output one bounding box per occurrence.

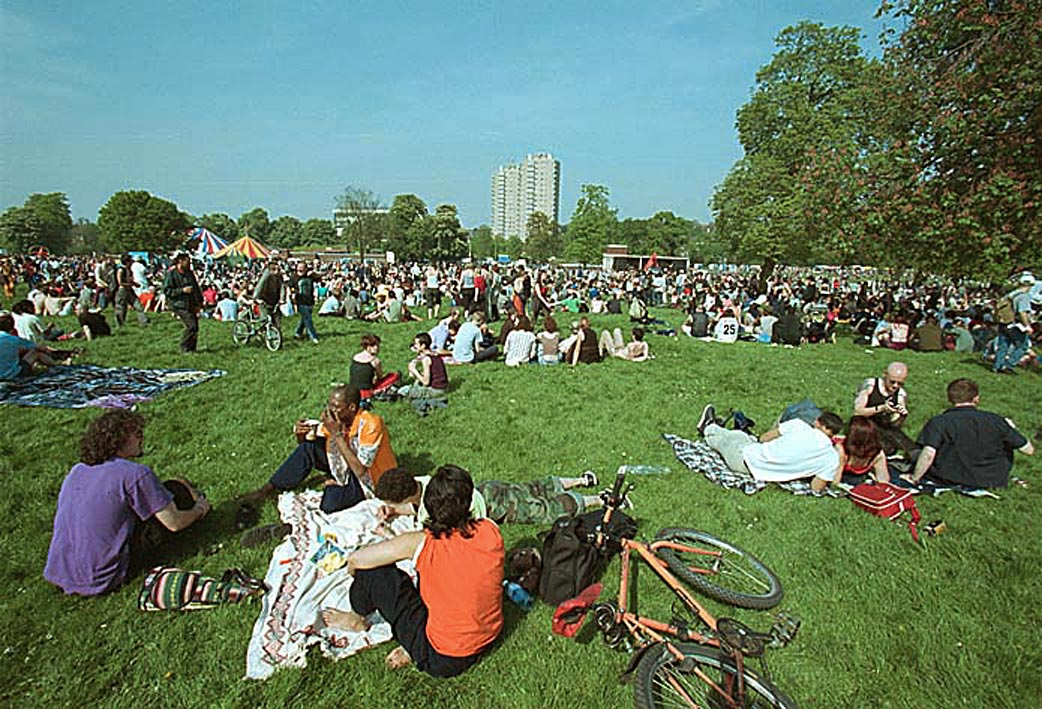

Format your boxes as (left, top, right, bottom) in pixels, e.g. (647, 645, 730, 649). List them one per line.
(697, 405, 843, 491)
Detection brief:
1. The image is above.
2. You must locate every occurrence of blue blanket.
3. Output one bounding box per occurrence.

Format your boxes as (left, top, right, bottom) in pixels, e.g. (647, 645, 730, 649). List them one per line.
(0, 364, 225, 408)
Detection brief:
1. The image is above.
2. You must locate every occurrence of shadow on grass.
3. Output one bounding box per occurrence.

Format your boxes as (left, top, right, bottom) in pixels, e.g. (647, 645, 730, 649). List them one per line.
(396, 452, 437, 476)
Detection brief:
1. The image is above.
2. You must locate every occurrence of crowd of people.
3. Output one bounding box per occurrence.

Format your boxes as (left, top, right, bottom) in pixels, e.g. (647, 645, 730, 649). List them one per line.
(4, 248, 1038, 678)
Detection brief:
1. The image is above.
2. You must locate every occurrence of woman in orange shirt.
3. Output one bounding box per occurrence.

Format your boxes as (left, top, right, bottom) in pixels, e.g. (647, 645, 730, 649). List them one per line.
(322, 465, 504, 677)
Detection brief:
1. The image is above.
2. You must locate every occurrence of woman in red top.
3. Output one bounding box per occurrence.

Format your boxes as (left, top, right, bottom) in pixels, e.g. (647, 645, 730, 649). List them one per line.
(832, 416, 890, 486)
(322, 464, 504, 677)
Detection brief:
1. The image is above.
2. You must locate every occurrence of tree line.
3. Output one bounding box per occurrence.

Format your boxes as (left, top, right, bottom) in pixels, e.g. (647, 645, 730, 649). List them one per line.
(712, 1, 1042, 280)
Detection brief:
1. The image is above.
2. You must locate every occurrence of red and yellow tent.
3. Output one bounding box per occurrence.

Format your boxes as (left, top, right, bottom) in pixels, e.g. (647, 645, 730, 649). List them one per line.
(214, 235, 271, 260)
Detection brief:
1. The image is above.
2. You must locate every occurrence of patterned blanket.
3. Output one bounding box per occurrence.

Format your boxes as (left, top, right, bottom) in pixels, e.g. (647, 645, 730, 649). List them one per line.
(662, 433, 843, 497)
(245, 492, 418, 680)
(0, 364, 224, 408)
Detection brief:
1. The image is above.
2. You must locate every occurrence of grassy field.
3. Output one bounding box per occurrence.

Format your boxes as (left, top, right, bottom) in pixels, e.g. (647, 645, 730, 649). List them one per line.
(1, 306, 1040, 708)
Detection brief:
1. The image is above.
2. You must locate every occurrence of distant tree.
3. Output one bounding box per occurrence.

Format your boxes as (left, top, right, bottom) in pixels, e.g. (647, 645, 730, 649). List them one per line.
(268, 215, 303, 248)
(300, 218, 335, 246)
(24, 193, 73, 254)
(198, 213, 239, 242)
(238, 207, 271, 244)
(336, 186, 386, 261)
(564, 184, 617, 264)
(524, 211, 562, 262)
(617, 218, 649, 254)
(98, 190, 188, 253)
(645, 211, 694, 255)
(387, 194, 429, 261)
(68, 218, 101, 254)
(469, 224, 495, 260)
(429, 204, 468, 262)
(0, 206, 46, 253)
(504, 235, 524, 261)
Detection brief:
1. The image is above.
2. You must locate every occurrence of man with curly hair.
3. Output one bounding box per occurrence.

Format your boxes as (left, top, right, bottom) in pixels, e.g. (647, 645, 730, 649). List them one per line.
(44, 410, 211, 596)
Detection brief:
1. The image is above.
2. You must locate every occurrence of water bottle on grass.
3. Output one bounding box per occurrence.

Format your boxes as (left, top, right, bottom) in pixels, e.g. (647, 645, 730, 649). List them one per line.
(617, 464, 671, 476)
(503, 580, 533, 610)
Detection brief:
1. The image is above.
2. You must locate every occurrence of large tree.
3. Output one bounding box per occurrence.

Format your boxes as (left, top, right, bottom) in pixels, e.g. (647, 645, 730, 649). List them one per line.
(97, 190, 188, 253)
(268, 215, 303, 248)
(0, 206, 46, 253)
(238, 207, 271, 243)
(524, 211, 562, 262)
(645, 211, 695, 256)
(336, 187, 386, 261)
(712, 22, 875, 273)
(386, 194, 429, 261)
(198, 213, 239, 243)
(428, 204, 468, 262)
(564, 184, 617, 264)
(24, 193, 73, 254)
(469, 225, 495, 260)
(300, 218, 335, 246)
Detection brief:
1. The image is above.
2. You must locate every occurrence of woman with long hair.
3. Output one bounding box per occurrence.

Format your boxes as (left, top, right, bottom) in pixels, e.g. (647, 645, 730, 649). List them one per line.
(832, 416, 890, 485)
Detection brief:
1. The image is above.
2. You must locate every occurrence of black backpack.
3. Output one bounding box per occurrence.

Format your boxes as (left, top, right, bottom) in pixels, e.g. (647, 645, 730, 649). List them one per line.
(537, 510, 637, 605)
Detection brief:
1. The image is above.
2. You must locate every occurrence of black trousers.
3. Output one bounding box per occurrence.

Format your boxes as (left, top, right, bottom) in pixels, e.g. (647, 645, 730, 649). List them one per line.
(174, 309, 199, 352)
(350, 565, 483, 678)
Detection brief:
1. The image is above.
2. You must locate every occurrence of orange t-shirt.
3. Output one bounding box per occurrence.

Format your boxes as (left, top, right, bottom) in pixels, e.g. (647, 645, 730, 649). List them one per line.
(320, 409, 396, 492)
(415, 519, 504, 657)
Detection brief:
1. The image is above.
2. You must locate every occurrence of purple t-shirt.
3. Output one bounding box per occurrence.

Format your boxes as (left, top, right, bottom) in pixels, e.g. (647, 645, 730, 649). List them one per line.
(44, 458, 173, 596)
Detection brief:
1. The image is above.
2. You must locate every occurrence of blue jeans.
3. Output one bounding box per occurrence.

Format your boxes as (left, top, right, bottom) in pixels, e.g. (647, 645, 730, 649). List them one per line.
(268, 438, 364, 513)
(295, 304, 317, 341)
(993, 326, 1028, 371)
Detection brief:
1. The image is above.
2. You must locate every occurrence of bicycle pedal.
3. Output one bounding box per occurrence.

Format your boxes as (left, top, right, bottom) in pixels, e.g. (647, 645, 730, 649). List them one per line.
(768, 611, 801, 648)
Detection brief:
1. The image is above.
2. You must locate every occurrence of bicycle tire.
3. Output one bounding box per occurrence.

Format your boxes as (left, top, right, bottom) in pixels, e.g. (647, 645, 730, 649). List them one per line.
(634, 644, 796, 709)
(654, 528, 783, 610)
(264, 323, 282, 352)
(232, 320, 251, 346)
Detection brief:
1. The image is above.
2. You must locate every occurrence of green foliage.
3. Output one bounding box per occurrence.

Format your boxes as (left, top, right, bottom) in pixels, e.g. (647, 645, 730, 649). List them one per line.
(0, 206, 46, 253)
(67, 218, 101, 254)
(645, 211, 695, 256)
(23, 193, 73, 254)
(564, 184, 617, 264)
(523, 211, 561, 262)
(238, 208, 271, 243)
(0, 305, 1038, 707)
(428, 204, 468, 262)
(336, 186, 386, 260)
(469, 225, 495, 260)
(97, 190, 189, 253)
(198, 213, 239, 243)
(267, 216, 302, 248)
(387, 194, 429, 261)
(300, 218, 334, 247)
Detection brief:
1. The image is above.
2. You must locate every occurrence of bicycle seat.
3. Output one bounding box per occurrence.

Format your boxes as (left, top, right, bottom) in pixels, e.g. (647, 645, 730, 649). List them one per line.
(716, 617, 771, 657)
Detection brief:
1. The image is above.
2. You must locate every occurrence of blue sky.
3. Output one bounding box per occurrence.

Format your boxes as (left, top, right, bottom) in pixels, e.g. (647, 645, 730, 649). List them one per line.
(0, 1, 887, 229)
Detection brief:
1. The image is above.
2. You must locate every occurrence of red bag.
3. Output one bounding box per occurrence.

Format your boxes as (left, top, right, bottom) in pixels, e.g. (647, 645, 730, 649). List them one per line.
(848, 482, 921, 543)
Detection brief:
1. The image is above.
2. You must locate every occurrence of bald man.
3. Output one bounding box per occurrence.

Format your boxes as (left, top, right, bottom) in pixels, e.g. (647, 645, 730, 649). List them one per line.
(853, 362, 919, 460)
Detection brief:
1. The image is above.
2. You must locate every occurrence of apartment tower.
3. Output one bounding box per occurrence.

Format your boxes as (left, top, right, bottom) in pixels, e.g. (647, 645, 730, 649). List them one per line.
(491, 152, 561, 240)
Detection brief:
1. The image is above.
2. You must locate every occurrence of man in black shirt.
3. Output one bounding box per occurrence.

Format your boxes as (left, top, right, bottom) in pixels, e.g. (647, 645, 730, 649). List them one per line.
(903, 378, 1033, 488)
(290, 262, 318, 343)
(162, 253, 203, 353)
(75, 303, 111, 340)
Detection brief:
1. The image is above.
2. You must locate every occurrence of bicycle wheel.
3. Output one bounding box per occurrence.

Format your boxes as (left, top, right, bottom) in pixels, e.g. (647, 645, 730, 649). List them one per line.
(654, 528, 783, 610)
(635, 644, 795, 709)
(264, 322, 282, 351)
(232, 320, 251, 346)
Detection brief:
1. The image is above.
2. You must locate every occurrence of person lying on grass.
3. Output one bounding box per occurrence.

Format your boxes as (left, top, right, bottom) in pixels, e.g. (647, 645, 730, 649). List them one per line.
(373, 466, 606, 529)
(321, 464, 504, 678)
(831, 416, 890, 487)
(598, 326, 650, 362)
(44, 410, 210, 596)
(240, 385, 397, 522)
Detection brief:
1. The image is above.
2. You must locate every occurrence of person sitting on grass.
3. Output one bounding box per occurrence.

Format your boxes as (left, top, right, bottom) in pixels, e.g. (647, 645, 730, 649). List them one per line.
(43, 410, 210, 596)
(348, 334, 400, 400)
(598, 326, 650, 362)
(697, 404, 843, 492)
(451, 311, 499, 364)
(503, 314, 536, 367)
(0, 313, 73, 380)
(75, 301, 112, 341)
(535, 315, 562, 365)
(239, 385, 397, 540)
(321, 465, 504, 678)
(831, 416, 890, 486)
(374, 466, 606, 527)
(568, 316, 602, 365)
(397, 333, 449, 401)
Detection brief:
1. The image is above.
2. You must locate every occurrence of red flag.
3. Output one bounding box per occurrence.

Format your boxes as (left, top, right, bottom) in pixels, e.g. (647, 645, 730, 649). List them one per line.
(643, 252, 659, 272)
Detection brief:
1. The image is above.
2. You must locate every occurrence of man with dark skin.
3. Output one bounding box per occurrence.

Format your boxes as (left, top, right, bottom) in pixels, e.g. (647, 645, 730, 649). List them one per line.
(162, 253, 203, 353)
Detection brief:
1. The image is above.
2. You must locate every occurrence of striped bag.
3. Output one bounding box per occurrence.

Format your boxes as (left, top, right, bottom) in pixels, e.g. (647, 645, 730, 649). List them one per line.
(138, 566, 267, 611)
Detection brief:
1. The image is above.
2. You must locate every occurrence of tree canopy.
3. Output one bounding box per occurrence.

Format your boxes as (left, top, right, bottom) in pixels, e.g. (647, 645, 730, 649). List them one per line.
(97, 191, 188, 253)
(564, 184, 617, 264)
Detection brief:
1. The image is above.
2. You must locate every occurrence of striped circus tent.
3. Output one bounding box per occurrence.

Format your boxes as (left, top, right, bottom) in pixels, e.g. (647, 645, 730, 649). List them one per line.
(214, 235, 271, 260)
(188, 227, 230, 255)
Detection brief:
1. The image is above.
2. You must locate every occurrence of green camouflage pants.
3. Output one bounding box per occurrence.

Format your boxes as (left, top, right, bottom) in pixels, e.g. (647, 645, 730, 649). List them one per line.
(477, 477, 585, 525)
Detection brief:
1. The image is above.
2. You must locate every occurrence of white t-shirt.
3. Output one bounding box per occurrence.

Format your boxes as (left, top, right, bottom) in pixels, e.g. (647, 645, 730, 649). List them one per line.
(743, 419, 838, 483)
(714, 316, 740, 343)
(414, 475, 488, 524)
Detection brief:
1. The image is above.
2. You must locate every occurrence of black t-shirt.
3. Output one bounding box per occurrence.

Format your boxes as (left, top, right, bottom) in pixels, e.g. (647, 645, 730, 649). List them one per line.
(918, 407, 1027, 488)
(78, 311, 111, 338)
(292, 275, 315, 306)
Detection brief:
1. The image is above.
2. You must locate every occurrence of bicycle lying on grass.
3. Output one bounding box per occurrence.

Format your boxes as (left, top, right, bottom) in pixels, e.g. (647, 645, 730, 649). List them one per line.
(231, 300, 282, 352)
(589, 470, 800, 708)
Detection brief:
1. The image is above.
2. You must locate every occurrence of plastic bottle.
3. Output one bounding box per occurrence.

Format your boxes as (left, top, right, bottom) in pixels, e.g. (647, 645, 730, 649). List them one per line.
(617, 464, 671, 476)
(502, 580, 533, 611)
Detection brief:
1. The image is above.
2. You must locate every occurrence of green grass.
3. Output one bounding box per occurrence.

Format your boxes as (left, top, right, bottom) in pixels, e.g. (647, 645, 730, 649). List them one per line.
(1, 307, 1040, 708)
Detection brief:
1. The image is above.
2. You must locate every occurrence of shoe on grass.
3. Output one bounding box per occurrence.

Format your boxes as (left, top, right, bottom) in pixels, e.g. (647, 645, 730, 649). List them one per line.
(697, 405, 717, 435)
(581, 470, 598, 487)
(241, 523, 292, 548)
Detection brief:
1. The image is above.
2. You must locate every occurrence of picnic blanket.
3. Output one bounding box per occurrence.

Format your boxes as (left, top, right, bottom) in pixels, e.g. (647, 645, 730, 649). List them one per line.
(245, 492, 419, 680)
(662, 433, 843, 497)
(0, 364, 224, 408)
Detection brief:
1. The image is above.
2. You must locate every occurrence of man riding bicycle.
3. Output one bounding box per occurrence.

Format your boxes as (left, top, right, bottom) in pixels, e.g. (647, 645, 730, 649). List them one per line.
(253, 259, 284, 330)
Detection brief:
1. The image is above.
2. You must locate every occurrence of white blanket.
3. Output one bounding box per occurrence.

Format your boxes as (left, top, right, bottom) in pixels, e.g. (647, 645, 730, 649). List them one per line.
(245, 492, 419, 680)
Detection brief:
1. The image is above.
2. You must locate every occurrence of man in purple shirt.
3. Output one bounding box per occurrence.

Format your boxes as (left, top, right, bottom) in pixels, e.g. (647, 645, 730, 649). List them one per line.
(44, 410, 211, 596)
